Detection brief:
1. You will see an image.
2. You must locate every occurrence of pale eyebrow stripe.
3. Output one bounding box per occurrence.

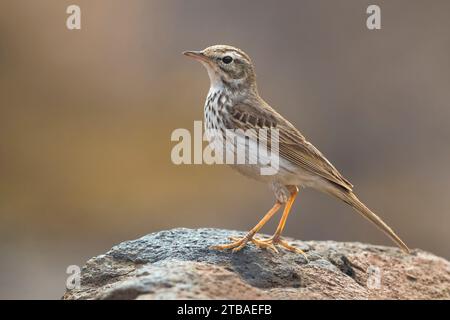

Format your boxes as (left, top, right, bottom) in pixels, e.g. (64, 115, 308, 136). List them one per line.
(220, 49, 251, 63)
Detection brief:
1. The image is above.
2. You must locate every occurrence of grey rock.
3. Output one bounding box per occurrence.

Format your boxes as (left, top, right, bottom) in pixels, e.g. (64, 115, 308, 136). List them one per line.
(63, 228, 450, 300)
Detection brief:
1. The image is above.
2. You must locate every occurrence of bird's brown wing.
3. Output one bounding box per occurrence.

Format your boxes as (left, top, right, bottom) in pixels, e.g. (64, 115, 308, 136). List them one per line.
(227, 102, 353, 191)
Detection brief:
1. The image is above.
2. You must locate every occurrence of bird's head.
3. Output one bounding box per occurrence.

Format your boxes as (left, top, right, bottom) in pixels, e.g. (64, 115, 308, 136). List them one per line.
(183, 45, 257, 92)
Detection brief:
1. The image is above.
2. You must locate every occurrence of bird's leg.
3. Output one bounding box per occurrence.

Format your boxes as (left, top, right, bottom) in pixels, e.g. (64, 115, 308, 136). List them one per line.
(252, 188, 308, 258)
(210, 201, 282, 252)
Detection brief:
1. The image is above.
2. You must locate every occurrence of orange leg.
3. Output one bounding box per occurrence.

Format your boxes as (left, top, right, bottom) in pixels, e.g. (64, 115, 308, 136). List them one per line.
(273, 187, 298, 241)
(252, 188, 308, 259)
(210, 201, 282, 252)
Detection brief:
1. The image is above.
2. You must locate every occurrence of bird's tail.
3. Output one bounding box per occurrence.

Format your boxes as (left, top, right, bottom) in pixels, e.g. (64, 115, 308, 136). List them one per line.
(324, 185, 410, 254)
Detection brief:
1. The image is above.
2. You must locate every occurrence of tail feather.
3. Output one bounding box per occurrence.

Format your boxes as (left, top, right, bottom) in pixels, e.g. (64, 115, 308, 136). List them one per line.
(326, 186, 410, 254)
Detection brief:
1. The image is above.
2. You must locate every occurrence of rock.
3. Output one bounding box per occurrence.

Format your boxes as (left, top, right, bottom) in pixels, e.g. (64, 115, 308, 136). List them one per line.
(63, 228, 450, 300)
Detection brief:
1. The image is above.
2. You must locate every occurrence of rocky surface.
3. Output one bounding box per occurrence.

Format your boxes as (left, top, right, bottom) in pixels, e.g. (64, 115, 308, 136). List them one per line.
(63, 228, 450, 300)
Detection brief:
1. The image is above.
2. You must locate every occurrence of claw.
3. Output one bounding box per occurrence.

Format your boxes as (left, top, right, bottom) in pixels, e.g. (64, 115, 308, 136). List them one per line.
(210, 243, 237, 251)
(211, 235, 308, 261)
(232, 240, 248, 252)
(251, 238, 279, 253)
(250, 237, 308, 260)
(211, 235, 251, 252)
(277, 239, 309, 261)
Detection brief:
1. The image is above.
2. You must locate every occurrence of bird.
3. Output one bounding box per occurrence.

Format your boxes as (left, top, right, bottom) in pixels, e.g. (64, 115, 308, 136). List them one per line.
(183, 45, 410, 256)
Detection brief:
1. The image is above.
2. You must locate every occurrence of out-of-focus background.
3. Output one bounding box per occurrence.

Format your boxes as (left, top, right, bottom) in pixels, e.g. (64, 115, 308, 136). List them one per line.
(0, 0, 449, 299)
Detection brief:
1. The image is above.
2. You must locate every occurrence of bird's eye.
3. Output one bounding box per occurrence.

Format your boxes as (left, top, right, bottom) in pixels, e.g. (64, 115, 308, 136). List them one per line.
(222, 56, 233, 64)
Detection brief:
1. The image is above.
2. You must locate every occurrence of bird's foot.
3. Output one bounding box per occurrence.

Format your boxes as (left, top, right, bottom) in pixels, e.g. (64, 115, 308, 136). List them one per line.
(210, 235, 254, 253)
(251, 236, 308, 260)
(211, 235, 308, 260)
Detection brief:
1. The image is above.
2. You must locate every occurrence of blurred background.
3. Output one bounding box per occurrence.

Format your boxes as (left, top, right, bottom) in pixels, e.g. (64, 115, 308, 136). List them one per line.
(0, 0, 449, 299)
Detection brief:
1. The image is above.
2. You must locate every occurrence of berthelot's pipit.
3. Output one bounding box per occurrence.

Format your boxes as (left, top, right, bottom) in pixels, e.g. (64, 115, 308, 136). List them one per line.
(183, 45, 410, 256)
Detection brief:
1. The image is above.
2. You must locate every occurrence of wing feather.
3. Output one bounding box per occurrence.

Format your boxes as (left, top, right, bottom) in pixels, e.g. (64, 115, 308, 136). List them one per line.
(227, 101, 353, 191)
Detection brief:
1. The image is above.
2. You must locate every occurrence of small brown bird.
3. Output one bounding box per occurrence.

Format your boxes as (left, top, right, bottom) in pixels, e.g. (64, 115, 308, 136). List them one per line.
(183, 45, 410, 256)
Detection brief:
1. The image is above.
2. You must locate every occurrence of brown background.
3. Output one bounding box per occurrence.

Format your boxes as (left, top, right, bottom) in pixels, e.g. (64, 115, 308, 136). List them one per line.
(0, 0, 449, 299)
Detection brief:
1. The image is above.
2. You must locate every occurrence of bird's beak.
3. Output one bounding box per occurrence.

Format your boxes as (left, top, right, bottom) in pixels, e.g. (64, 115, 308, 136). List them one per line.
(183, 50, 209, 63)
